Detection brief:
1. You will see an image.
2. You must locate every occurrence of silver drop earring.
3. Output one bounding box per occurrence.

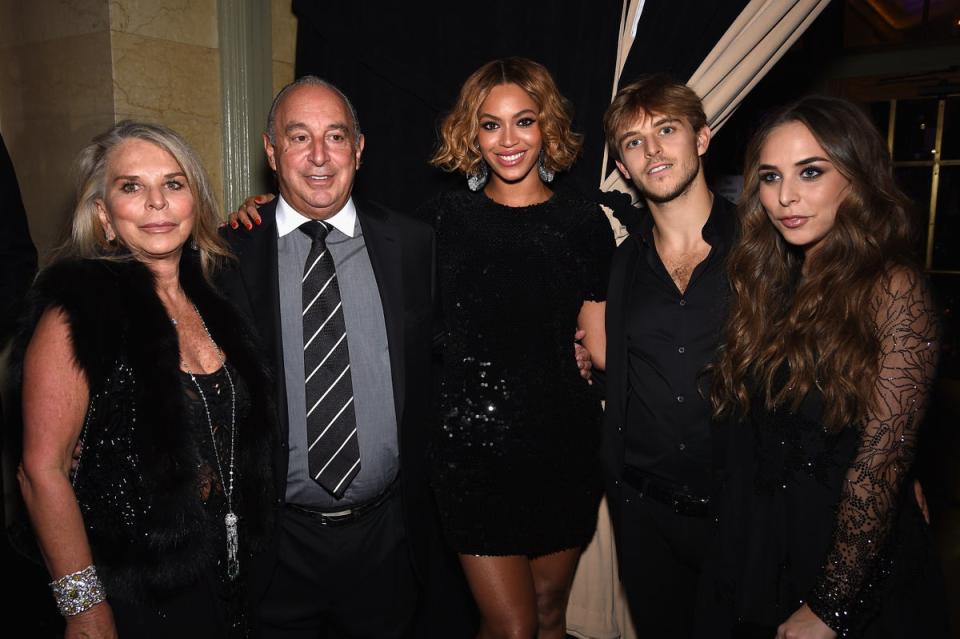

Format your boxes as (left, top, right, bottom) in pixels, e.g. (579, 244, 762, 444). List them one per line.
(467, 161, 489, 191)
(537, 149, 555, 183)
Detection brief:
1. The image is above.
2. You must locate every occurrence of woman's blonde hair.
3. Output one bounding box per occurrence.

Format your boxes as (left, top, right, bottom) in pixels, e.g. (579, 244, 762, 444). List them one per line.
(431, 57, 582, 175)
(61, 120, 229, 280)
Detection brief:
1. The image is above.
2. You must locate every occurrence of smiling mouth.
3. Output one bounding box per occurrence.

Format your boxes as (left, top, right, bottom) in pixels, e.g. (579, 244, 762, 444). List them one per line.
(647, 163, 672, 175)
(495, 151, 526, 166)
(306, 174, 333, 182)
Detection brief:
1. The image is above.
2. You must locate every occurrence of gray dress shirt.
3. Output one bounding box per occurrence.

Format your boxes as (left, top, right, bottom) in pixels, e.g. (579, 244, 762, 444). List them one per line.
(276, 195, 399, 507)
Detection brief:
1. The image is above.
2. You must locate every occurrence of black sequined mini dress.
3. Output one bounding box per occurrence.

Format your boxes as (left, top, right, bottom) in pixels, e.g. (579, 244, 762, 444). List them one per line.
(423, 190, 614, 556)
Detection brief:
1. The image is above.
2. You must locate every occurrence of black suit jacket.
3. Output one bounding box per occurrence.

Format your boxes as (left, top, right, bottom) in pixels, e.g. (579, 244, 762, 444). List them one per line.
(599, 226, 642, 534)
(217, 197, 439, 580)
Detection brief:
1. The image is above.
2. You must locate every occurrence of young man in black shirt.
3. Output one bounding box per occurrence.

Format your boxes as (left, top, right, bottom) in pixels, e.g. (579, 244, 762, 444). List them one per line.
(600, 74, 735, 637)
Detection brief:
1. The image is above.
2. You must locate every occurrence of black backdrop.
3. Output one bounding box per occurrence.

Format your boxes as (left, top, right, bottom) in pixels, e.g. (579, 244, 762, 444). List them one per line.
(290, 0, 749, 214)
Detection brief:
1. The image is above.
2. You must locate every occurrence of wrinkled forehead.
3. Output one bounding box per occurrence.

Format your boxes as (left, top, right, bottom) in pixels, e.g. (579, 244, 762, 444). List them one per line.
(277, 85, 355, 132)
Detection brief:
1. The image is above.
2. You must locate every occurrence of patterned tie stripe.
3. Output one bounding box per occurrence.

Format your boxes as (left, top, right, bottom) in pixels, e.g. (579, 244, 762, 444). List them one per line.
(300, 221, 360, 497)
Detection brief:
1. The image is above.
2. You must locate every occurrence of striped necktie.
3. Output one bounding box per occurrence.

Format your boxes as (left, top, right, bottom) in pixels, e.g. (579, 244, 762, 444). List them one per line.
(300, 220, 360, 498)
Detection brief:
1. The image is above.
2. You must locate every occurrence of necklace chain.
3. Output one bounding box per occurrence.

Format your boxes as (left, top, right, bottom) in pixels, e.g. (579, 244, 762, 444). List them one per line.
(178, 304, 239, 580)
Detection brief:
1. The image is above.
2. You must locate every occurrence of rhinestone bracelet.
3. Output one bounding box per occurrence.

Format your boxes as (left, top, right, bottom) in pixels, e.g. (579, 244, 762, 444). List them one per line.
(49, 565, 106, 616)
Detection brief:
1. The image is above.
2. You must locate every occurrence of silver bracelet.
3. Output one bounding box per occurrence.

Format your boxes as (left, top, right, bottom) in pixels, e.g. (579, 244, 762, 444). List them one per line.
(49, 565, 106, 616)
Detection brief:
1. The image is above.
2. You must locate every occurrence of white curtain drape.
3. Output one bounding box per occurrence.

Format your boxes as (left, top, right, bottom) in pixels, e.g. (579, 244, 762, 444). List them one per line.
(599, 0, 833, 198)
(568, 2, 833, 637)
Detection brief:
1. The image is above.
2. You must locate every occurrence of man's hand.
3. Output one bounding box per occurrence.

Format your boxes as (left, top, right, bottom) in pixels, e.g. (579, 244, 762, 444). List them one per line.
(227, 193, 274, 229)
(776, 604, 836, 639)
(575, 329, 593, 384)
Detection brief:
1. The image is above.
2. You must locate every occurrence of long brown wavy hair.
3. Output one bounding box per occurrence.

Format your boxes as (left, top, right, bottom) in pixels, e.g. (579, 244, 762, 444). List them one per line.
(711, 96, 918, 431)
(430, 57, 582, 175)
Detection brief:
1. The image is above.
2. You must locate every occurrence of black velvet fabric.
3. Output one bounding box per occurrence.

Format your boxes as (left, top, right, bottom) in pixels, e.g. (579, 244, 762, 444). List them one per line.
(421, 189, 614, 556)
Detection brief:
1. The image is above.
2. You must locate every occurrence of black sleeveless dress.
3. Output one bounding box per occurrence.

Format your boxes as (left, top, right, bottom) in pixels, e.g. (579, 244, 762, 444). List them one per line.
(422, 189, 615, 557)
(110, 364, 253, 638)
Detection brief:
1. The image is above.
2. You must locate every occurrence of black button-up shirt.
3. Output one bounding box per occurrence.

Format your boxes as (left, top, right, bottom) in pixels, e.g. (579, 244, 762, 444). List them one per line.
(622, 194, 735, 496)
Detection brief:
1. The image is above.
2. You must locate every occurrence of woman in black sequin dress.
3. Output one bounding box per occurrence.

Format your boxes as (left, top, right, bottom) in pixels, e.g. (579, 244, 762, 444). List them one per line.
(17, 122, 276, 638)
(424, 58, 614, 638)
(699, 97, 948, 638)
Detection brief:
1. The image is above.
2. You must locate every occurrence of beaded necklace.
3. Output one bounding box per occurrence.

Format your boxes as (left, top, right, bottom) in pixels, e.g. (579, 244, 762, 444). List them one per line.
(178, 304, 239, 580)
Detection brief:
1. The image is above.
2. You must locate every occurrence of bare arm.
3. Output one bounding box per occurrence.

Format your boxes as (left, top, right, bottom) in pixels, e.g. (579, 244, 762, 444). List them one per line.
(18, 308, 116, 637)
(577, 300, 606, 372)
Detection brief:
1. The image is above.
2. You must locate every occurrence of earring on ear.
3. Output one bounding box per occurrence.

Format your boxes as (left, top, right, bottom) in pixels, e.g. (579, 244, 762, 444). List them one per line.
(190, 237, 199, 251)
(537, 149, 555, 183)
(105, 229, 116, 243)
(467, 161, 489, 192)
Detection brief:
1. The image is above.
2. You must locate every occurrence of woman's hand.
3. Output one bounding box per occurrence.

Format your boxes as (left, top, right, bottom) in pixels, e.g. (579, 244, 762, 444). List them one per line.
(227, 193, 274, 229)
(574, 329, 593, 383)
(64, 601, 118, 639)
(776, 604, 836, 639)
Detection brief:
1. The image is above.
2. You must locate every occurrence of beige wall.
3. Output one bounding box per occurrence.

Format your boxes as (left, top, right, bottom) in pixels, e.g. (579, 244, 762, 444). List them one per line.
(0, 0, 298, 262)
(0, 0, 114, 260)
(272, 0, 297, 96)
(110, 0, 223, 214)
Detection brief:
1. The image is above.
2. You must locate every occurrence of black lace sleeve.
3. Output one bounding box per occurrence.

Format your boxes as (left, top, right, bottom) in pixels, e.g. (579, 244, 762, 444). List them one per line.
(807, 269, 939, 635)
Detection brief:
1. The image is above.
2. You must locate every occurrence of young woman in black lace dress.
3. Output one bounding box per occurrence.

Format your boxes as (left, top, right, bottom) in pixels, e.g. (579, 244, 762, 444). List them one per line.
(423, 58, 614, 639)
(700, 97, 948, 638)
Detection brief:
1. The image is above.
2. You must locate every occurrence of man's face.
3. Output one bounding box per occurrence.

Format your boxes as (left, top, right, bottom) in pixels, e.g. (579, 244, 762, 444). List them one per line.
(264, 85, 364, 220)
(614, 110, 710, 204)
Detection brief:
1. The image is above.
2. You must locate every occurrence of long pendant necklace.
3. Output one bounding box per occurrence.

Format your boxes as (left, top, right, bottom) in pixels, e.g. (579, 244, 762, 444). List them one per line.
(179, 304, 239, 581)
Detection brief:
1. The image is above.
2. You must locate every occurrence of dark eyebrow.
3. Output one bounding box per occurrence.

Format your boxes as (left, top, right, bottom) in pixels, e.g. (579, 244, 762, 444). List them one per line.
(617, 130, 639, 146)
(113, 171, 186, 181)
(795, 156, 829, 166)
(757, 164, 777, 171)
(652, 116, 680, 128)
(616, 117, 681, 146)
(478, 108, 537, 120)
(283, 122, 351, 135)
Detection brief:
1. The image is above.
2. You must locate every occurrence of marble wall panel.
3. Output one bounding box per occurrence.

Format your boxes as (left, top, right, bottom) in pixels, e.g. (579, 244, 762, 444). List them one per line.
(111, 30, 224, 209)
(273, 60, 295, 97)
(0, 22, 114, 259)
(0, 0, 108, 47)
(272, 0, 297, 66)
(110, 0, 217, 48)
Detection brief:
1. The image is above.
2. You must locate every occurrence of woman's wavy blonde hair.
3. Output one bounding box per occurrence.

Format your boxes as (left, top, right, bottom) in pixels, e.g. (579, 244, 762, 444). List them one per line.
(431, 57, 582, 176)
(59, 120, 230, 280)
(711, 96, 919, 431)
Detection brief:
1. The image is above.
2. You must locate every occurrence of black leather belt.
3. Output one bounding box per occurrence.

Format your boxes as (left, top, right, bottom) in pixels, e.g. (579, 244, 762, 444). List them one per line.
(622, 467, 711, 518)
(286, 481, 395, 527)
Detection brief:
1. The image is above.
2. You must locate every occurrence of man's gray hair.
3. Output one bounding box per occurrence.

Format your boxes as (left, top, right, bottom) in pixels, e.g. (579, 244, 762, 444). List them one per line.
(265, 75, 362, 145)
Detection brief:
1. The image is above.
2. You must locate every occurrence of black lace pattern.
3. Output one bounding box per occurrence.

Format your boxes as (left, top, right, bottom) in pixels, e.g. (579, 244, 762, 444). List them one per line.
(806, 270, 939, 635)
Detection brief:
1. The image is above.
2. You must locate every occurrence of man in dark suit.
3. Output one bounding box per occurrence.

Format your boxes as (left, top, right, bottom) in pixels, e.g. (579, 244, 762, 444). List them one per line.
(218, 76, 455, 638)
(598, 75, 735, 638)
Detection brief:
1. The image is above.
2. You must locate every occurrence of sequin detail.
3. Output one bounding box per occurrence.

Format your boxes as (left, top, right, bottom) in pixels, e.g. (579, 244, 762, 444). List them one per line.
(423, 190, 614, 556)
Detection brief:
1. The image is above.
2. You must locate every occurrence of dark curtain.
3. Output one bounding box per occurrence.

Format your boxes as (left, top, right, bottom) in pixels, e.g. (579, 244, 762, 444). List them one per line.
(0, 134, 37, 346)
(291, 0, 624, 212)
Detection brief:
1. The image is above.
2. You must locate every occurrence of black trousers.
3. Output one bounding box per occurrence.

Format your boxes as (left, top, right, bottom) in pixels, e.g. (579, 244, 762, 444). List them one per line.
(258, 493, 417, 639)
(616, 480, 712, 639)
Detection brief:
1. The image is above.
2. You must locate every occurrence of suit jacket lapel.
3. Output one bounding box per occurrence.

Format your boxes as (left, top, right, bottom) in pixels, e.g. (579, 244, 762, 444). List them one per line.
(233, 203, 289, 436)
(356, 201, 407, 424)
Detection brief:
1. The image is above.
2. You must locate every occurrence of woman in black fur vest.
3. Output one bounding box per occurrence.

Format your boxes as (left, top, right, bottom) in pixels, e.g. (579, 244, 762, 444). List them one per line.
(16, 121, 277, 638)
